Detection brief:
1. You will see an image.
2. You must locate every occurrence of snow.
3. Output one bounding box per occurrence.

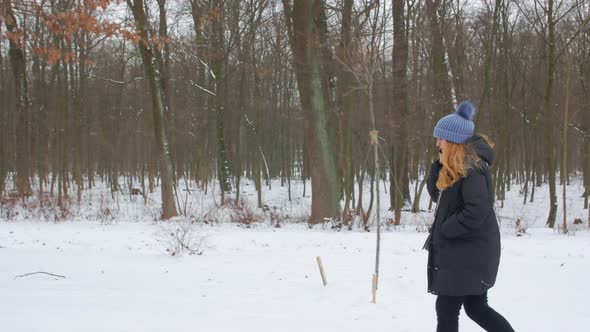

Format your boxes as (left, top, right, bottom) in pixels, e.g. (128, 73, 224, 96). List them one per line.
(1, 178, 589, 331)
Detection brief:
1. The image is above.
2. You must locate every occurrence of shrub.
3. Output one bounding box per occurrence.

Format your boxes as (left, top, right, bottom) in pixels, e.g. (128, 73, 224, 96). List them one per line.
(157, 217, 206, 256)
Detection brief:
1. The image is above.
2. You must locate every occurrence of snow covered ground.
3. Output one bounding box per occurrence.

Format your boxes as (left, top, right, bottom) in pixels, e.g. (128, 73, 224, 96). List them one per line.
(1, 178, 589, 331)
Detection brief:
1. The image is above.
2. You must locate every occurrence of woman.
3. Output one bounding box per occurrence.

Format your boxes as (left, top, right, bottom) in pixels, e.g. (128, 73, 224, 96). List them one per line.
(425, 101, 515, 332)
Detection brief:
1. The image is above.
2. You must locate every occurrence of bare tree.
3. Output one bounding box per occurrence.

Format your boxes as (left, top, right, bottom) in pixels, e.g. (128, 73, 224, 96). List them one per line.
(2, 0, 32, 197)
(283, 0, 341, 224)
(126, 0, 177, 219)
(391, 0, 410, 224)
(426, 0, 453, 114)
(543, 0, 559, 228)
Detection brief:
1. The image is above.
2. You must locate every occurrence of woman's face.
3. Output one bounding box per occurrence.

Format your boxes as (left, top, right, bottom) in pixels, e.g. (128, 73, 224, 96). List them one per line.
(436, 138, 447, 160)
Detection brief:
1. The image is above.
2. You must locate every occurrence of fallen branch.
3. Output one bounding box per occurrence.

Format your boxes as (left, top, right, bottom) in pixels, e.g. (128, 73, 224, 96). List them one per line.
(15, 272, 66, 279)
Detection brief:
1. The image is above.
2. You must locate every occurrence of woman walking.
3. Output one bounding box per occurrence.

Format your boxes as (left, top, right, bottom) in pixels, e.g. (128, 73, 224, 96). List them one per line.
(425, 101, 515, 332)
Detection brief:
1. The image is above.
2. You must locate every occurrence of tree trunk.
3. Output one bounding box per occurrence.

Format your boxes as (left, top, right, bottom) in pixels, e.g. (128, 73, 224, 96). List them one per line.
(0, 20, 5, 195)
(477, 0, 501, 133)
(156, 0, 175, 177)
(583, 6, 590, 213)
(338, 0, 354, 216)
(211, 1, 231, 201)
(545, 0, 557, 228)
(127, 0, 177, 219)
(585, 100, 590, 211)
(426, 0, 453, 114)
(3, 0, 32, 196)
(391, 0, 409, 224)
(447, 3, 465, 101)
(561, 53, 572, 233)
(189, 0, 209, 192)
(283, 0, 341, 223)
(74, 28, 88, 204)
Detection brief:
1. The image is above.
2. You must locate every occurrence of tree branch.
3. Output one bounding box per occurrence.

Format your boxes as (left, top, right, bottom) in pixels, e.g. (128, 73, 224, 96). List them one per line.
(189, 80, 216, 96)
(90, 74, 145, 85)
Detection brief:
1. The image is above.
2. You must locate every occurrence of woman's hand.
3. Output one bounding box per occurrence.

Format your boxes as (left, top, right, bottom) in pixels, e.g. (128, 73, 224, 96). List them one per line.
(427, 160, 443, 201)
(436, 138, 447, 164)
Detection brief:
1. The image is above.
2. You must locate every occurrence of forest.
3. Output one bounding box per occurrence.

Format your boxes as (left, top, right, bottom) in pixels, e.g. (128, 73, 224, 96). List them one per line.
(1, 0, 589, 229)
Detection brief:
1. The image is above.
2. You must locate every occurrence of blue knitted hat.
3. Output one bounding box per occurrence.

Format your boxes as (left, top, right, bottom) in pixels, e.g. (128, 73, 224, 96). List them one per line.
(433, 101, 475, 144)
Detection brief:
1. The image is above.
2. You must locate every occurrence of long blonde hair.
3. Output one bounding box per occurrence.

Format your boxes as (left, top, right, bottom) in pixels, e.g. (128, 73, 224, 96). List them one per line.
(436, 141, 468, 191)
(436, 134, 494, 191)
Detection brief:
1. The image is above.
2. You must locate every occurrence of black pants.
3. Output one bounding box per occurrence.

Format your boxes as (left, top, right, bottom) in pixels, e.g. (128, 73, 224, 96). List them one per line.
(436, 292, 515, 332)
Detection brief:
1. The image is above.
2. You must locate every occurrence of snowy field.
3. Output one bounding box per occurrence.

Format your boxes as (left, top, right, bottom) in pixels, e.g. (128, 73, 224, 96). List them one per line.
(1, 179, 589, 331)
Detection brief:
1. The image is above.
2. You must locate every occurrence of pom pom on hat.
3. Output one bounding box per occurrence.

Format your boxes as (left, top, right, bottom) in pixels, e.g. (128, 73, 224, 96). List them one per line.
(456, 101, 475, 121)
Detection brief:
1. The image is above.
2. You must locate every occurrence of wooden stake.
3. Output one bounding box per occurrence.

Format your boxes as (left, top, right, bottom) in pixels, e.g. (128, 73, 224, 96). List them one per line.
(371, 273, 378, 303)
(316, 256, 327, 286)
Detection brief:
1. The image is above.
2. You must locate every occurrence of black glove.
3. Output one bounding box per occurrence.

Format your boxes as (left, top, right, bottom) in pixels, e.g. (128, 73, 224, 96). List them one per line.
(427, 160, 442, 201)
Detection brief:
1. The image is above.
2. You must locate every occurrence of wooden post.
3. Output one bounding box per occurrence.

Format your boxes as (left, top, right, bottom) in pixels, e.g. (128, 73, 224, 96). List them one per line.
(316, 256, 327, 286)
(371, 273, 378, 303)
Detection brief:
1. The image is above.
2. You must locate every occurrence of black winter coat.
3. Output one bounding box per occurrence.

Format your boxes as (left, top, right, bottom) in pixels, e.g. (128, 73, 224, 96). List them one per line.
(425, 135, 501, 296)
